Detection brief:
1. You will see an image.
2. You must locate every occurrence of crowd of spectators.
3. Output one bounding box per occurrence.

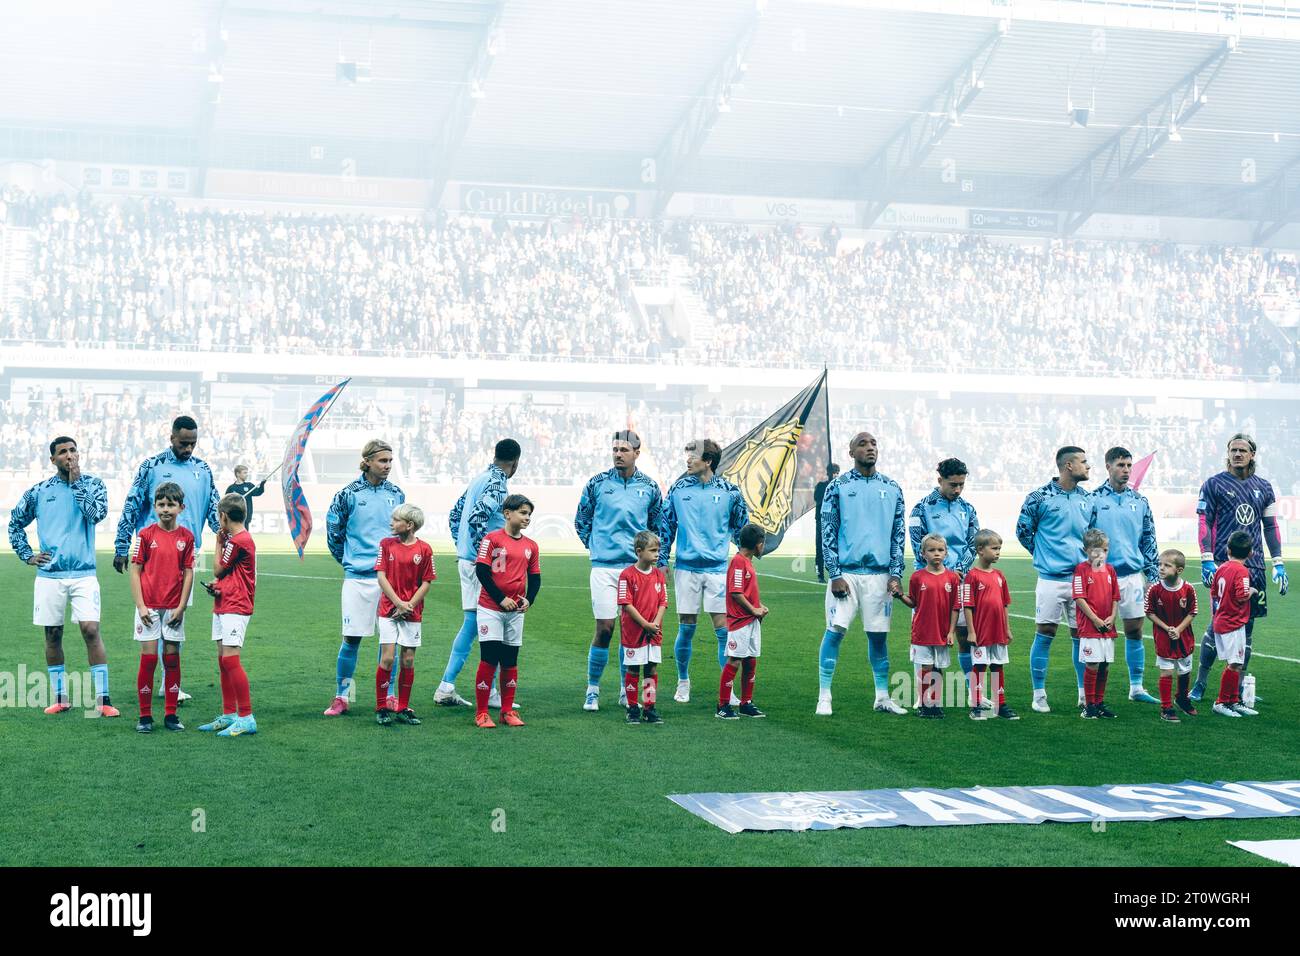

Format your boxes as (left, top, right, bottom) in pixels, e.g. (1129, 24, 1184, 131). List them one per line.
(687, 225, 1296, 379)
(3, 189, 1297, 380)
(3, 191, 674, 361)
(2, 382, 1296, 499)
(0, 384, 271, 486)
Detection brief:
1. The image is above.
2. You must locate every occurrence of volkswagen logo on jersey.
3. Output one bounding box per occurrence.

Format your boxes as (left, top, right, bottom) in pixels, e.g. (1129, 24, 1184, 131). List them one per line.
(1235, 503, 1257, 525)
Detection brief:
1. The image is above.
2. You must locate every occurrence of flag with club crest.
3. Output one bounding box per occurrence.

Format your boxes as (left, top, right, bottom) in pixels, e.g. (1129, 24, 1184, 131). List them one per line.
(282, 378, 350, 558)
(717, 370, 831, 554)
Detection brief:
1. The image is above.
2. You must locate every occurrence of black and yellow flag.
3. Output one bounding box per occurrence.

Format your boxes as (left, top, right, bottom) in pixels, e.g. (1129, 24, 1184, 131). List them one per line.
(718, 371, 831, 554)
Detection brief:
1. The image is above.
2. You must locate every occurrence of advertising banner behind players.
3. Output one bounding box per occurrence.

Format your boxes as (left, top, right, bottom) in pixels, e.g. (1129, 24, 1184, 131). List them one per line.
(717, 371, 831, 554)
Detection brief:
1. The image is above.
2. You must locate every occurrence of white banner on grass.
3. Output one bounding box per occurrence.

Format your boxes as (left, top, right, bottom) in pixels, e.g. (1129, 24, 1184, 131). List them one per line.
(669, 781, 1300, 833)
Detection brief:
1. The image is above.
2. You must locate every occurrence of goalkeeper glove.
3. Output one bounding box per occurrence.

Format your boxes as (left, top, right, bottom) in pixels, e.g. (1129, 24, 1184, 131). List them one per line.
(1273, 558, 1289, 597)
(1200, 553, 1217, 588)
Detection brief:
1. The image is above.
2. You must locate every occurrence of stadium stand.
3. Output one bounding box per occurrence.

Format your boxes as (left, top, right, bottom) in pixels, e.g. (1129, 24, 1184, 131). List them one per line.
(3, 190, 1296, 381)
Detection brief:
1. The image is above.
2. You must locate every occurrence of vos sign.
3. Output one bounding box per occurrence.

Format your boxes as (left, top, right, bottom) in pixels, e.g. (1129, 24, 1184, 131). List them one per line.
(669, 780, 1300, 833)
(664, 193, 856, 225)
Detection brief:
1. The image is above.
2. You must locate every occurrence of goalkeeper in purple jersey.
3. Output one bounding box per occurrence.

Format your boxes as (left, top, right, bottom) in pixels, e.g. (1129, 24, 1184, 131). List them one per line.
(1190, 434, 1288, 702)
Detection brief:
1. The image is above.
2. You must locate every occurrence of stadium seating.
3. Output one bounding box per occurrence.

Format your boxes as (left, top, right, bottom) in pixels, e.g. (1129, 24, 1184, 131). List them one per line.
(2, 189, 1295, 381)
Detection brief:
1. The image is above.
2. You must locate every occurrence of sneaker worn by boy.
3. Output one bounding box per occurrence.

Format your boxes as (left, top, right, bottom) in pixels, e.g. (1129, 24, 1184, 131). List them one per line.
(199, 713, 237, 732)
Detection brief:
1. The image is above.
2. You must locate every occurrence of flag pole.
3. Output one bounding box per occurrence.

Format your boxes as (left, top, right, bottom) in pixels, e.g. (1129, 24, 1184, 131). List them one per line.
(822, 365, 832, 475)
(263, 378, 351, 487)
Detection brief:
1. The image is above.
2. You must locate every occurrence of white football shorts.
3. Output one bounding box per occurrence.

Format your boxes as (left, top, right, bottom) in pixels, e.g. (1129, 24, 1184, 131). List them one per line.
(969, 644, 1009, 666)
(1077, 636, 1116, 664)
(341, 577, 381, 637)
(478, 606, 525, 647)
(1155, 655, 1194, 675)
(1034, 578, 1077, 628)
(590, 567, 621, 620)
(378, 617, 422, 648)
(458, 558, 482, 612)
(1117, 573, 1146, 620)
(211, 613, 250, 648)
(673, 569, 725, 616)
(132, 607, 186, 644)
(725, 621, 762, 659)
(1213, 627, 1246, 666)
(825, 573, 893, 633)
(909, 645, 951, 668)
(621, 643, 663, 666)
(33, 575, 101, 626)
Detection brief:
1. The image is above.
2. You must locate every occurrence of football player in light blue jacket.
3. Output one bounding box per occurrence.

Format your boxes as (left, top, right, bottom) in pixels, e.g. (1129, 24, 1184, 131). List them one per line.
(575, 430, 664, 712)
(659, 438, 748, 704)
(322, 439, 405, 717)
(9, 436, 115, 715)
(816, 432, 907, 717)
(1087, 446, 1161, 705)
(908, 458, 981, 704)
(1016, 445, 1092, 714)
(435, 438, 521, 709)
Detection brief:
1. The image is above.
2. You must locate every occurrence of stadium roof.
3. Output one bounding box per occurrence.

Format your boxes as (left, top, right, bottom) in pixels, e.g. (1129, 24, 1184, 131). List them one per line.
(4, 0, 1300, 225)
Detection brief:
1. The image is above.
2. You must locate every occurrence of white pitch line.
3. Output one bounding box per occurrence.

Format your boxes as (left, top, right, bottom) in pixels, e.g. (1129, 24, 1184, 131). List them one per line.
(757, 571, 826, 587)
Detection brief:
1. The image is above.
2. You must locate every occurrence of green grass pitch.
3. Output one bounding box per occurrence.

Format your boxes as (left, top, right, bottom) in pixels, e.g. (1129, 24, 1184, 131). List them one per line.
(2, 552, 1298, 866)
